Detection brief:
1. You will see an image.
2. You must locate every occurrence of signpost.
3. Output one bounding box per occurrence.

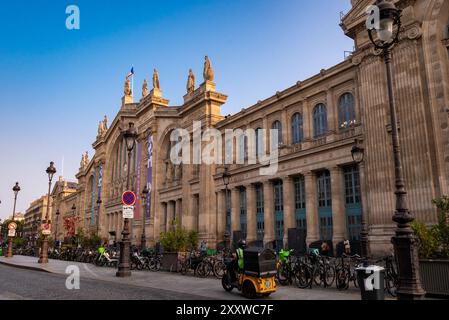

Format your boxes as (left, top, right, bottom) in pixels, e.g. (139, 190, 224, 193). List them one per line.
(122, 191, 136, 219)
(122, 206, 135, 219)
(8, 222, 17, 238)
(41, 223, 52, 236)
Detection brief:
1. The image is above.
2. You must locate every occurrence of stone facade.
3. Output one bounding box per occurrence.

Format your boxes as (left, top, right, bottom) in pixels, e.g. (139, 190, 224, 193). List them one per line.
(51, 0, 449, 256)
(23, 196, 51, 242)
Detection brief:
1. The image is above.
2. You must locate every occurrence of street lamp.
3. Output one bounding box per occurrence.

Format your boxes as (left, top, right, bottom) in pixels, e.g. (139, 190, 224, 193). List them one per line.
(222, 166, 231, 250)
(6, 182, 21, 258)
(367, 0, 425, 299)
(116, 122, 137, 278)
(351, 144, 369, 264)
(39, 162, 56, 264)
(141, 185, 149, 250)
(54, 209, 60, 244)
(96, 198, 102, 236)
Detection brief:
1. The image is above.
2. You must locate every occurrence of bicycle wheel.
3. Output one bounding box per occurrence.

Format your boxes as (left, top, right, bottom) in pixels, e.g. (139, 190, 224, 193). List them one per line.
(180, 261, 189, 275)
(213, 261, 225, 279)
(324, 264, 336, 287)
(294, 264, 313, 289)
(335, 267, 350, 290)
(385, 272, 398, 297)
(277, 264, 290, 286)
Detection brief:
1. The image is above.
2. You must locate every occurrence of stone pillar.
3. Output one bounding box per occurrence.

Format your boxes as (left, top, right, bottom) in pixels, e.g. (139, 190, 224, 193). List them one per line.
(283, 176, 295, 248)
(331, 166, 346, 244)
(167, 201, 175, 231)
(175, 199, 182, 227)
(245, 184, 257, 246)
(304, 172, 319, 244)
(231, 187, 240, 242)
(216, 190, 226, 245)
(302, 99, 312, 140)
(263, 181, 275, 247)
(189, 194, 199, 232)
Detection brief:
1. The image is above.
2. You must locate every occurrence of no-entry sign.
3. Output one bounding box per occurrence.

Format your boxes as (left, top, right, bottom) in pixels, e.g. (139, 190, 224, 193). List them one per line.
(8, 222, 17, 230)
(122, 191, 136, 206)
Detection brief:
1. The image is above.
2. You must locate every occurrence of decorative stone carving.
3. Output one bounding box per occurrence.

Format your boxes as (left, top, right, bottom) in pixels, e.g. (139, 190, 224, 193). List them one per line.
(166, 162, 174, 182)
(103, 115, 108, 132)
(142, 79, 148, 98)
(124, 77, 132, 96)
(203, 56, 214, 82)
(187, 69, 195, 94)
(153, 69, 160, 90)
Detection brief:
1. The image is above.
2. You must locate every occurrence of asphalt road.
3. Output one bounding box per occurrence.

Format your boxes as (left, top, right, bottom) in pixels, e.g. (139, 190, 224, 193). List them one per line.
(0, 264, 209, 300)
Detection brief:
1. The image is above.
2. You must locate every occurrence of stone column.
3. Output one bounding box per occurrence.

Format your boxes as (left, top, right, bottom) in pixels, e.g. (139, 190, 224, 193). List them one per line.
(331, 166, 346, 244)
(283, 176, 295, 248)
(302, 99, 312, 140)
(216, 190, 226, 245)
(304, 172, 319, 244)
(167, 201, 175, 231)
(189, 195, 199, 232)
(263, 181, 275, 247)
(245, 184, 257, 246)
(231, 187, 240, 242)
(175, 199, 182, 227)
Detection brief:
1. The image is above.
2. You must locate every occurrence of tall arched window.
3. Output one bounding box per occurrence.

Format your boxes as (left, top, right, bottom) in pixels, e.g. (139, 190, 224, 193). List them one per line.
(313, 104, 328, 137)
(272, 120, 283, 145)
(338, 93, 356, 129)
(291, 113, 303, 144)
(255, 127, 264, 156)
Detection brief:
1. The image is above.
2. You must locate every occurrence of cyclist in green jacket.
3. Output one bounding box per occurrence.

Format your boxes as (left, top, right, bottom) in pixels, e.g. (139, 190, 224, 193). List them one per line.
(231, 239, 246, 283)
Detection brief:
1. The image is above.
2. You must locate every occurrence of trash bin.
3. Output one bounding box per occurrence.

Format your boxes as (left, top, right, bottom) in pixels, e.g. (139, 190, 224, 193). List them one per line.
(356, 265, 385, 300)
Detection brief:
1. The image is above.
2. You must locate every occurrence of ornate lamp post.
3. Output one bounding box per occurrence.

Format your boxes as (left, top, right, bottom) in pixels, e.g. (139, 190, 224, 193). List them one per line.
(351, 145, 370, 264)
(39, 162, 56, 264)
(367, 0, 425, 299)
(141, 185, 149, 250)
(96, 198, 102, 236)
(116, 122, 137, 278)
(6, 182, 21, 258)
(54, 209, 60, 243)
(222, 166, 231, 250)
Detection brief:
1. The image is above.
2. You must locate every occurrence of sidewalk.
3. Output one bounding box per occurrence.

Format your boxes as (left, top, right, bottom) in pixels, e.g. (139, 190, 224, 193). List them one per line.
(0, 255, 361, 300)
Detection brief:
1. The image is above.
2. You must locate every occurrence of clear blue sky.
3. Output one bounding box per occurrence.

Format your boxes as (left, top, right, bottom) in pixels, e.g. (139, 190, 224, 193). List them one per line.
(0, 0, 353, 219)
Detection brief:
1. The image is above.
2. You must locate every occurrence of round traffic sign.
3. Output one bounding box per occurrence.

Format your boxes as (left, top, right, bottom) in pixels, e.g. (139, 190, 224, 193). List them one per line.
(8, 222, 17, 230)
(122, 191, 136, 206)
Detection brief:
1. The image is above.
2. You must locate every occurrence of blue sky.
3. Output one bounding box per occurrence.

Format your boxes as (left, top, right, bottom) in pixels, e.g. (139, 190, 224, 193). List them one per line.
(0, 0, 353, 219)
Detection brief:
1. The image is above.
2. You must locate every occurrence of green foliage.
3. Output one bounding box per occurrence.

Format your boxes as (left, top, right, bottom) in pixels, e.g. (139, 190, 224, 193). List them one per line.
(432, 196, 449, 258)
(13, 237, 26, 247)
(160, 228, 199, 252)
(413, 196, 449, 259)
(411, 221, 439, 259)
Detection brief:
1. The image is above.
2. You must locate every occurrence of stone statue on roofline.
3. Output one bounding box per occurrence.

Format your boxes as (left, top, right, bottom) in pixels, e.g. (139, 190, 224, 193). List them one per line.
(142, 79, 148, 98)
(153, 69, 160, 90)
(187, 69, 195, 94)
(203, 55, 214, 82)
(124, 77, 132, 96)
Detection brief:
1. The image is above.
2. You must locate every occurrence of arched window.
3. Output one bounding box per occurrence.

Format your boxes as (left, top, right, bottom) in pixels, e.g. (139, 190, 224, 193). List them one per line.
(338, 93, 356, 129)
(255, 127, 264, 156)
(272, 120, 283, 146)
(291, 113, 303, 144)
(313, 104, 328, 137)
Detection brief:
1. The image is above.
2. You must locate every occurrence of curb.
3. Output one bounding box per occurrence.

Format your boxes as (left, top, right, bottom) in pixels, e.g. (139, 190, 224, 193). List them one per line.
(0, 259, 52, 274)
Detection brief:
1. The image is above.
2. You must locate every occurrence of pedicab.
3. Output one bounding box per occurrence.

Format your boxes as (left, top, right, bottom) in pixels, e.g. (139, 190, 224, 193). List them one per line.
(222, 247, 277, 299)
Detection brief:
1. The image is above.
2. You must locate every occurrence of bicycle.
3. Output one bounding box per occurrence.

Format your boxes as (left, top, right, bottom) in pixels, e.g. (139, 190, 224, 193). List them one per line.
(335, 253, 362, 290)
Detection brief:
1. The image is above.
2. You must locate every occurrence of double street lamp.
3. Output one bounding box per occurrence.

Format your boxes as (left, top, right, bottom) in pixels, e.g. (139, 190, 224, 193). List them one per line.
(6, 182, 21, 258)
(141, 185, 149, 250)
(39, 162, 56, 264)
(367, 0, 425, 299)
(116, 122, 137, 278)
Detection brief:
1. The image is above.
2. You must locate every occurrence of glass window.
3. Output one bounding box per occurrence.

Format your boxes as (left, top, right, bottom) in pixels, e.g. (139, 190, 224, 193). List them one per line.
(291, 113, 303, 144)
(294, 176, 306, 209)
(274, 181, 284, 212)
(338, 93, 356, 129)
(344, 166, 361, 204)
(272, 120, 283, 145)
(313, 104, 328, 137)
(317, 171, 331, 208)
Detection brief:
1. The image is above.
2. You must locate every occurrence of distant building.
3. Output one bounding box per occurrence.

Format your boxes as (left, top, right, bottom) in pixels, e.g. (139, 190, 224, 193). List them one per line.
(23, 196, 52, 241)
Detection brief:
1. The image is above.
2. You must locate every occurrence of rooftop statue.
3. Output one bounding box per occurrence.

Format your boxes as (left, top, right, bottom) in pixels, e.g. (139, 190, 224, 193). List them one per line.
(142, 79, 148, 97)
(153, 69, 160, 90)
(187, 69, 195, 94)
(203, 56, 214, 82)
(124, 77, 132, 96)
